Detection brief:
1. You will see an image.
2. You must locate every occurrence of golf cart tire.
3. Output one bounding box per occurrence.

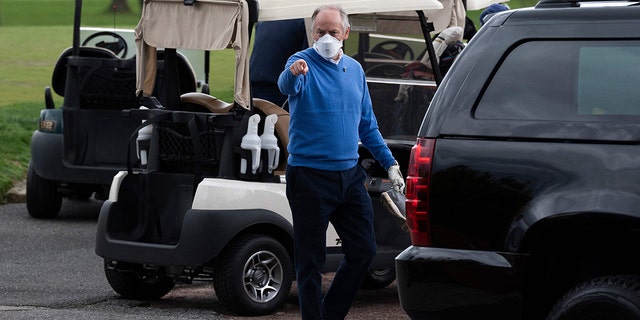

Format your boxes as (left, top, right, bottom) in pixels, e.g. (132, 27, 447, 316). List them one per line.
(104, 260, 175, 300)
(26, 162, 62, 219)
(361, 266, 396, 290)
(213, 234, 292, 316)
(546, 275, 640, 320)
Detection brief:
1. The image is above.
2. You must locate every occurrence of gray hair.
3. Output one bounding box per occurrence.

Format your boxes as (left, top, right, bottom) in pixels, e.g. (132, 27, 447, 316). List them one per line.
(311, 4, 350, 31)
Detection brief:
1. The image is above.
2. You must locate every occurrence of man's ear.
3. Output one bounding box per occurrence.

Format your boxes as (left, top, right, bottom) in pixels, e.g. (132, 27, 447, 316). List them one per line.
(343, 26, 350, 40)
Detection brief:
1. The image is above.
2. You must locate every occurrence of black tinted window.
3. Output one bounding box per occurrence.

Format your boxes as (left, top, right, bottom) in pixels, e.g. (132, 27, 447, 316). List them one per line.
(475, 41, 640, 121)
(368, 80, 435, 138)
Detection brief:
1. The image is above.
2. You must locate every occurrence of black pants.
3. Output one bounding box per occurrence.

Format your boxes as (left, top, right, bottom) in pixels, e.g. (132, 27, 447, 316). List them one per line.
(286, 165, 377, 320)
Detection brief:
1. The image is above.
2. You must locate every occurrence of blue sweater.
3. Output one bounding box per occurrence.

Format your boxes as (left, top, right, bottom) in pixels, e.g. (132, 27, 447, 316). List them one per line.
(278, 48, 396, 171)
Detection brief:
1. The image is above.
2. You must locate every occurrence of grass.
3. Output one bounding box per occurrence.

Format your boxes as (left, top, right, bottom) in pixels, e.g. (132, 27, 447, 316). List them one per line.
(0, 24, 72, 202)
(0, 0, 141, 203)
(0, 0, 142, 26)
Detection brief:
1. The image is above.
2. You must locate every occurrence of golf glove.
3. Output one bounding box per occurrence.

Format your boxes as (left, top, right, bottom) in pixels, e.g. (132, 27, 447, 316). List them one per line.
(388, 164, 405, 194)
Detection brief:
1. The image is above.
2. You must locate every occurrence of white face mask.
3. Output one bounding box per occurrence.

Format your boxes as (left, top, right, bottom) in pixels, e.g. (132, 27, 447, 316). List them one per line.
(313, 34, 343, 59)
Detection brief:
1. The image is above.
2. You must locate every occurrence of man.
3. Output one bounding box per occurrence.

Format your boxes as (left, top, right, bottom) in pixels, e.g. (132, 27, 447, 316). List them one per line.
(277, 5, 404, 320)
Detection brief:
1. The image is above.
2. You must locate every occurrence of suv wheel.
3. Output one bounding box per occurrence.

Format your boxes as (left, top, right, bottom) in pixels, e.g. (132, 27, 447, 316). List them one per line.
(546, 275, 640, 320)
(104, 260, 175, 300)
(361, 266, 396, 289)
(213, 234, 292, 316)
(26, 162, 62, 219)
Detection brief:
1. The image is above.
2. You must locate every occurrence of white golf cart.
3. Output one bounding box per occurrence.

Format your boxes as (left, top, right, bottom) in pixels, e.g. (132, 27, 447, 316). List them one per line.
(94, 0, 495, 316)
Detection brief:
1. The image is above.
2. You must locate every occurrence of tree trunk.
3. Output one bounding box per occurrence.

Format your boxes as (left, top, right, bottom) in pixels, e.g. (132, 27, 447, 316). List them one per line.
(109, 0, 132, 13)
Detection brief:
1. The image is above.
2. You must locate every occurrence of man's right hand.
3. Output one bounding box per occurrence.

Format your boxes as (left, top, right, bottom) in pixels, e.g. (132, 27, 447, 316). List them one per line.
(290, 59, 308, 76)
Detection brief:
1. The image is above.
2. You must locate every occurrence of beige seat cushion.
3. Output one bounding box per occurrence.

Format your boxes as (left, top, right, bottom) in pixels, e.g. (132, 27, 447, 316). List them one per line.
(180, 92, 234, 113)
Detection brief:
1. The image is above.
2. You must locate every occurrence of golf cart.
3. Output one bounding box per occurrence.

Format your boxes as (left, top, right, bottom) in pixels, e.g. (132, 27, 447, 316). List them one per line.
(26, 5, 218, 218)
(91, 0, 494, 316)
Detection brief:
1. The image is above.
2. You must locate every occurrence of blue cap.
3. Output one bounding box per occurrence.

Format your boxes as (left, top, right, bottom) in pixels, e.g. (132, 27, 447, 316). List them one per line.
(480, 3, 510, 25)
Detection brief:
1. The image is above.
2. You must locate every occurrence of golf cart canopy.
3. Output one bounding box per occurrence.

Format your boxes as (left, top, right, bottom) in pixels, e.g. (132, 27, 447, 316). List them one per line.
(134, 0, 499, 110)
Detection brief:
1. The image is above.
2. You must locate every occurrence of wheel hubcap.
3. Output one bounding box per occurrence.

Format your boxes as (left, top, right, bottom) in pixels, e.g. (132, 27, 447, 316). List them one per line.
(243, 250, 283, 303)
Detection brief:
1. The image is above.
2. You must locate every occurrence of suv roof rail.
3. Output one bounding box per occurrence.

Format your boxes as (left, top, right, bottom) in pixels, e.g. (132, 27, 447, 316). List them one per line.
(535, 0, 580, 8)
(536, 0, 639, 8)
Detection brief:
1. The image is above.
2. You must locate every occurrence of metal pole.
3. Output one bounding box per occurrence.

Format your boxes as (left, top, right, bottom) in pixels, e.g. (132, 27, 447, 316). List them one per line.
(416, 10, 442, 86)
(72, 0, 82, 57)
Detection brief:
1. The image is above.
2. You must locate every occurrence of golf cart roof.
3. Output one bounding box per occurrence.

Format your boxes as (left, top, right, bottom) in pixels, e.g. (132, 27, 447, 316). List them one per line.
(135, 0, 495, 110)
(257, 0, 442, 21)
(257, 0, 506, 19)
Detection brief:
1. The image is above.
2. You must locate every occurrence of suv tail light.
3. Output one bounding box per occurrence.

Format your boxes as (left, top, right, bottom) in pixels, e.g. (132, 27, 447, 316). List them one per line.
(405, 138, 435, 247)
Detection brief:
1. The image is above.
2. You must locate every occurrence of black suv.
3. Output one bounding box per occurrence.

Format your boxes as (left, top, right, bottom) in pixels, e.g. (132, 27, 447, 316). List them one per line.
(395, 1, 640, 319)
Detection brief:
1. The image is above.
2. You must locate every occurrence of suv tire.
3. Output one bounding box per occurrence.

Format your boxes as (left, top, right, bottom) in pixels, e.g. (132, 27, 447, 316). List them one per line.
(213, 234, 292, 316)
(26, 162, 62, 219)
(546, 275, 640, 320)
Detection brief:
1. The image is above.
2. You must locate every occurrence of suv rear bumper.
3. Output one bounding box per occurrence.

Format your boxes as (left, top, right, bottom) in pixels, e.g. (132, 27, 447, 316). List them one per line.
(30, 130, 122, 185)
(395, 246, 525, 320)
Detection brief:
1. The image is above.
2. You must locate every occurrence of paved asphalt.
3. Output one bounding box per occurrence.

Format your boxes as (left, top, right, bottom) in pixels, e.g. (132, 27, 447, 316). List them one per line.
(0, 188, 407, 320)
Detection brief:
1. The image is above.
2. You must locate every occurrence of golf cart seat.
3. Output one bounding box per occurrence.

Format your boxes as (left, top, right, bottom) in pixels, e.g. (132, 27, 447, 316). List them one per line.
(50, 46, 197, 109)
(51, 46, 119, 98)
(179, 92, 234, 113)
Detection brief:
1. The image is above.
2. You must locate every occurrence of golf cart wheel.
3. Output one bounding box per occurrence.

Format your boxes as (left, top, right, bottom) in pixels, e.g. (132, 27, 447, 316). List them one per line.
(26, 162, 62, 219)
(213, 234, 293, 316)
(104, 260, 175, 300)
(546, 275, 640, 320)
(360, 266, 396, 289)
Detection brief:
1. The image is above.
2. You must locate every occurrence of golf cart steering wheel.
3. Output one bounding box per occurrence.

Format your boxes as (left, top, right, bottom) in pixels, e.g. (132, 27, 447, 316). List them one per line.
(82, 31, 128, 58)
(371, 40, 414, 60)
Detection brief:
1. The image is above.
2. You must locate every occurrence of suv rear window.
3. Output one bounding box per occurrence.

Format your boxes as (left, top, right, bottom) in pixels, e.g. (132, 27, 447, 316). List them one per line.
(474, 40, 640, 122)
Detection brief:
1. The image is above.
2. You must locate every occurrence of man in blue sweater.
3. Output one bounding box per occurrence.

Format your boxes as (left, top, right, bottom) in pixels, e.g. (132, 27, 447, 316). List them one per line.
(278, 5, 405, 320)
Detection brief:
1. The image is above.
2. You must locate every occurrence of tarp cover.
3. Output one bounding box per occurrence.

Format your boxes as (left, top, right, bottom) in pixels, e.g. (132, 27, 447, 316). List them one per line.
(136, 0, 251, 109)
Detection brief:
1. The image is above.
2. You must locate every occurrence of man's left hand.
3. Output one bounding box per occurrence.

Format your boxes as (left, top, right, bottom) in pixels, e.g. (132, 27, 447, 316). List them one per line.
(388, 164, 405, 194)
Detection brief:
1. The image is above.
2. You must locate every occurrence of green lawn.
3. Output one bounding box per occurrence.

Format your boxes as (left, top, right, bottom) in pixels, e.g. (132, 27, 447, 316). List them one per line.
(0, 0, 142, 202)
(0, 0, 142, 26)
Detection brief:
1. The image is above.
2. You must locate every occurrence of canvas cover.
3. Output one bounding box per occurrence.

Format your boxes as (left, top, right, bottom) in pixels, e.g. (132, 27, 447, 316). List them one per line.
(135, 0, 251, 108)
